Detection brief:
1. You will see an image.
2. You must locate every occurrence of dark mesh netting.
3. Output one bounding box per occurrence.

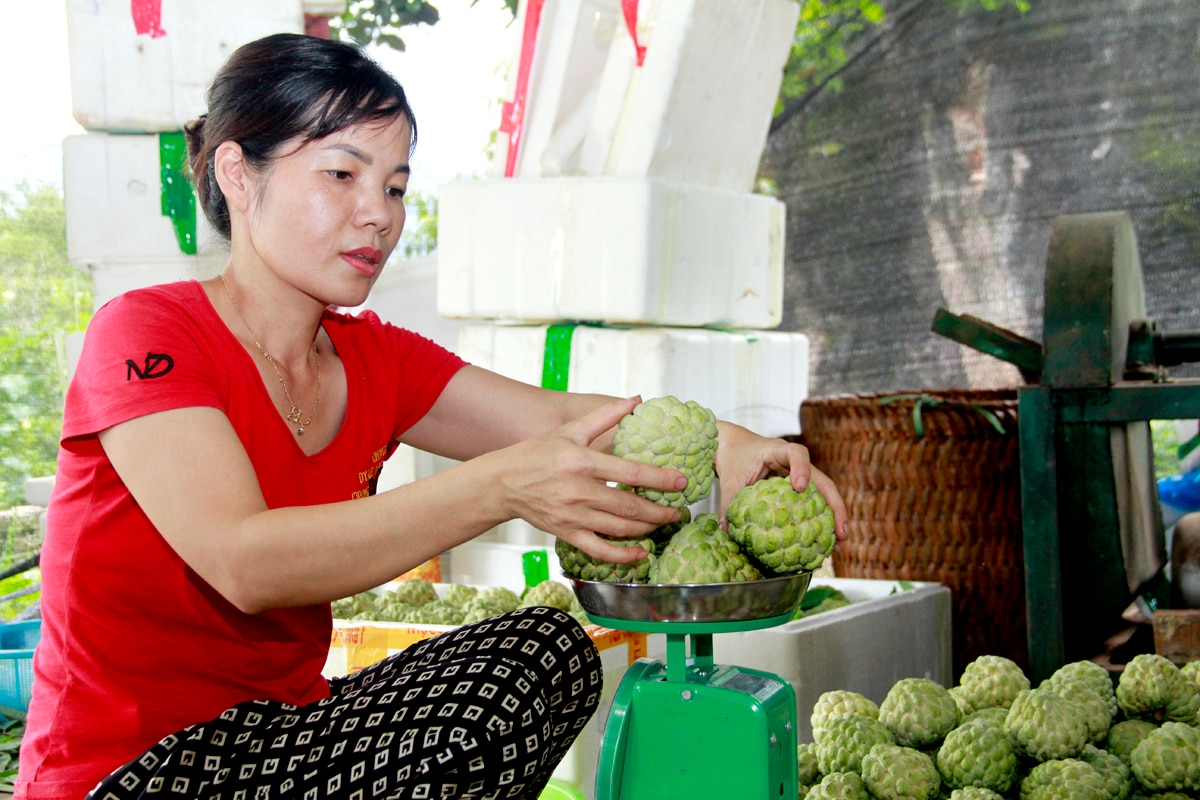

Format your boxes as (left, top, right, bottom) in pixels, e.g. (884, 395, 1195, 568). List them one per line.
(765, 0, 1200, 396)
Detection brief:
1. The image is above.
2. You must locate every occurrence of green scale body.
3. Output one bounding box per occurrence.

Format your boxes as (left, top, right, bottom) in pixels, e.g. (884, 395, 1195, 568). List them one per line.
(591, 616, 800, 800)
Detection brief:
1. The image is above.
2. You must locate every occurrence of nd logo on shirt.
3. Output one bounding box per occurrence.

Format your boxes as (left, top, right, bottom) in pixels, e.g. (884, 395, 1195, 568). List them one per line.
(126, 352, 175, 380)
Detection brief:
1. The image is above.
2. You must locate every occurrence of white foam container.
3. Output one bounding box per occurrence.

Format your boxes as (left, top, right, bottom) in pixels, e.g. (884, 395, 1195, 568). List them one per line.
(437, 177, 785, 328)
(64, 0, 337, 132)
(705, 578, 954, 744)
(498, 0, 798, 192)
(63, 133, 225, 273)
(456, 323, 810, 437)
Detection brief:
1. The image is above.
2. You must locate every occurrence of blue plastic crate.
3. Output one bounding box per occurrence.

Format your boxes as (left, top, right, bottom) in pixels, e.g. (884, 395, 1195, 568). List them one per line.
(0, 620, 40, 711)
(0, 620, 42, 650)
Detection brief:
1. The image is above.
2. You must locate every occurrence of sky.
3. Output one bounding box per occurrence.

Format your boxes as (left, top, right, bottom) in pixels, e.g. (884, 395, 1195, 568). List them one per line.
(0, 0, 515, 193)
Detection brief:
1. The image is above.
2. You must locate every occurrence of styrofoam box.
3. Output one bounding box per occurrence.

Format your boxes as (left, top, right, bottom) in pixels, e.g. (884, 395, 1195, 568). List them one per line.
(704, 578, 954, 744)
(497, 0, 622, 180)
(437, 177, 785, 328)
(65, 0, 319, 132)
(64, 133, 226, 271)
(498, 0, 798, 193)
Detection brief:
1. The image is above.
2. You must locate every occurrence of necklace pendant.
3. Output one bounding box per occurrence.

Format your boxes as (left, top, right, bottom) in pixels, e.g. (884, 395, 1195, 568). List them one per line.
(286, 405, 304, 424)
(296, 427, 305, 436)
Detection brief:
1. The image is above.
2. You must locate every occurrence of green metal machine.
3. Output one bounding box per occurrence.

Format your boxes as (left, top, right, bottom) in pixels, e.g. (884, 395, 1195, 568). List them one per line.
(571, 575, 811, 800)
(934, 211, 1200, 681)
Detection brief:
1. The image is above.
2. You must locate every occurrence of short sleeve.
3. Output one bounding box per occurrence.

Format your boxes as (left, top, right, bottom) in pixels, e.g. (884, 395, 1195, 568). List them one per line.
(61, 286, 225, 441)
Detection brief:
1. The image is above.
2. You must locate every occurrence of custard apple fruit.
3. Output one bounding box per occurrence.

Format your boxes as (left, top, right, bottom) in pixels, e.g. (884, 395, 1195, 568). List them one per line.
(612, 395, 718, 508)
(815, 713, 896, 775)
(1003, 688, 1090, 761)
(518, 579, 575, 612)
(878, 677, 960, 749)
(935, 717, 1018, 794)
(860, 743, 941, 800)
(947, 789, 1005, 800)
(1079, 744, 1134, 800)
(1129, 721, 1200, 793)
(1043, 677, 1113, 744)
(805, 772, 871, 800)
(555, 534, 656, 583)
(1104, 718, 1160, 765)
(812, 690, 880, 738)
(649, 513, 762, 584)
(475, 585, 521, 613)
(1018, 758, 1109, 800)
(390, 577, 439, 607)
(1116, 653, 1200, 724)
(726, 476, 837, 574)
(461, 600, 508, 624)
(797, 742, 821, 793)
(1043, 659, 1118, 717)
(955, 654, 1030, 714)
(441, 583, 479, 608)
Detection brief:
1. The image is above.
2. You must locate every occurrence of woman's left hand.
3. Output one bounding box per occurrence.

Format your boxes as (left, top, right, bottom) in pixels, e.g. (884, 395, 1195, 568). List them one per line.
(714, 422, 848, 542)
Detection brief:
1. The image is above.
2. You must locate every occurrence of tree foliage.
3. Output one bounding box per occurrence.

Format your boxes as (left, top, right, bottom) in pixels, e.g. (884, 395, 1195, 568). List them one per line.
(776, 0, 1031, 124)
(0, 184, 91, 508)
(332, 0, 517, 50)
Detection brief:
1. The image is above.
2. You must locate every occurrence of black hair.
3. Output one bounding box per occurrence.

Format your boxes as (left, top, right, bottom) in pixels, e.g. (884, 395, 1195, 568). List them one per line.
(184, 33, 416, 239)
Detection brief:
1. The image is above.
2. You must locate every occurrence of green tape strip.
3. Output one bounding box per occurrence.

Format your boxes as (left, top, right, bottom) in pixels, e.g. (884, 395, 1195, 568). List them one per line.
(541, 324, 576, 391)
(159, 131, 197, 255)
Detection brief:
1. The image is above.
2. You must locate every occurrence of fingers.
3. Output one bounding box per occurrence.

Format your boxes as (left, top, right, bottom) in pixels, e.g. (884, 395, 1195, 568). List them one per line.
(562, 395, 642, 447)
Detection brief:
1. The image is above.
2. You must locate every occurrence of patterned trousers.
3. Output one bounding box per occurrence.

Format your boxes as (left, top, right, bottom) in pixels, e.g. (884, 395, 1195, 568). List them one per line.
(87, 607, 603, 800)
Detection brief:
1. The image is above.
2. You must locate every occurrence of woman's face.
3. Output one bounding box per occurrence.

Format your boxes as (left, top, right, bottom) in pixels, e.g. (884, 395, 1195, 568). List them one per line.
(244, 115, 413, 308)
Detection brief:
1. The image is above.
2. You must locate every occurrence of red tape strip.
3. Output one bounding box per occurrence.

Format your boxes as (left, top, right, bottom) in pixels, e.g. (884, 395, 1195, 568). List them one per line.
(500, 0, 546, 177)
(130, 0, 166, 38)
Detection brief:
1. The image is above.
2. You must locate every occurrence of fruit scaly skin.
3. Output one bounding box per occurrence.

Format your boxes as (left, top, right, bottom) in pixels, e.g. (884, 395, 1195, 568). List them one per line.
(1018, 758, 1110, 800)
(611, 395, 718, 509)
(955, 654, 1031, 715)
(555, 535, 656, 583)
(815, 713, 896, 775)
(648, 513, 762, 584)
(1116, 653, 1200, 724)
(1003, 688, 1091, 761)
(1079, 743, 1135, 800)
(805, 772, 871, 800)
(1129, 721, 1200, 793)
(726, 476, 837, 574)
(935, 717, 1018, 794)
(860, 743, 941, 800)
(878, 677, 960, 749)
(517, 579, 576, 612)
(811, 690, 880, 739)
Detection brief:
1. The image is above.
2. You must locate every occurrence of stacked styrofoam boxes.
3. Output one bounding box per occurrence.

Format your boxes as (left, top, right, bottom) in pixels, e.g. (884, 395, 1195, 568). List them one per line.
(429, 0, 805, 569)
(63, 0, 347, 309)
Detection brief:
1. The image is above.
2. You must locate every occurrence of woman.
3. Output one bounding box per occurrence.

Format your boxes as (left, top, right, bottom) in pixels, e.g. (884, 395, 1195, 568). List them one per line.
(17, 33, 846, 800)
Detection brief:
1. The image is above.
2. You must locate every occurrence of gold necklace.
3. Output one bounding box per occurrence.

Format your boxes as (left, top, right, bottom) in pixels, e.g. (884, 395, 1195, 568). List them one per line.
(219, 273, 322, 436)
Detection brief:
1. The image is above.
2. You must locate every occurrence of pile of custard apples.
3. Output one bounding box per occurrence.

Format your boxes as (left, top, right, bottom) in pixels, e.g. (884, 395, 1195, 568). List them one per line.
(798, 652, 1200, 800)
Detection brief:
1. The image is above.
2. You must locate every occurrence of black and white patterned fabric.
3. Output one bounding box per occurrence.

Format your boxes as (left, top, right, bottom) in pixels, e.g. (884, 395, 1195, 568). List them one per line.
(87, 607, 603, 800)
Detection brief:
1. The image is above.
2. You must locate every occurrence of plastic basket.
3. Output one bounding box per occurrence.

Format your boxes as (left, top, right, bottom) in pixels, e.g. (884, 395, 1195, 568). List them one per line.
(799, 390, 1025, 678)
(0, 620, 41, 711)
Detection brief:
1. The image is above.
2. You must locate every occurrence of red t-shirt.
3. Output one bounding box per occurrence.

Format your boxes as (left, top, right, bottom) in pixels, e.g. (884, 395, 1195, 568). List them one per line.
(17, 281, 466, 800)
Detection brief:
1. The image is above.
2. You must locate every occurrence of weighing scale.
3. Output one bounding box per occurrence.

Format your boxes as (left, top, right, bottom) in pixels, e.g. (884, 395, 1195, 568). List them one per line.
(570, 573, 812, 800)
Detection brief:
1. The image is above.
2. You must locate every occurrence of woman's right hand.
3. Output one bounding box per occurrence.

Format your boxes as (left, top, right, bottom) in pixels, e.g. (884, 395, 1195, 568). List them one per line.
(492, 396, 685, 563)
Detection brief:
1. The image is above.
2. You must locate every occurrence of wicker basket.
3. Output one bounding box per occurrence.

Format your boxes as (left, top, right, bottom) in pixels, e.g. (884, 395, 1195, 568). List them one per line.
(799, 390, 1026, 679)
